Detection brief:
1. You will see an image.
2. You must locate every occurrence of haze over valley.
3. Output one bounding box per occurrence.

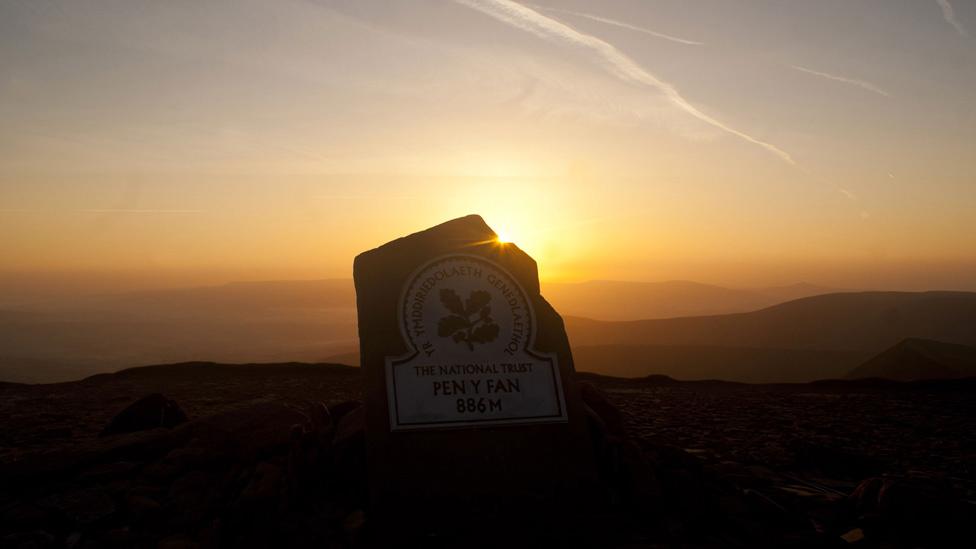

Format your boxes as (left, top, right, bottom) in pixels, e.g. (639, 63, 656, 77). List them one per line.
(3, 278, 974, 384)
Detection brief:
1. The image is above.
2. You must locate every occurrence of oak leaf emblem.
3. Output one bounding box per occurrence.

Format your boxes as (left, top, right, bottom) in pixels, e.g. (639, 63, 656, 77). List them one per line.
(437, 288, 500, 350)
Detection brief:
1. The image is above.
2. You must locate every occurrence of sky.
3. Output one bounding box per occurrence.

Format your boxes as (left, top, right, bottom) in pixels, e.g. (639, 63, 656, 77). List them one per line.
(1, 0, 975, 295)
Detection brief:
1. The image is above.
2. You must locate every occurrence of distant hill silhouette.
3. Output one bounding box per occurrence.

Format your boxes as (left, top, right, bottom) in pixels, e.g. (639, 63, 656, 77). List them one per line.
(4, 285, 974, 384)
(80, 278, 831, 322)
(542, 280, 838, 320)
(22, 278, 832, 323)
(321, 350, 360, 366)
(565, 291, 976, 351)
(755, 282, 841, 303)
(68, 279, 356, 320)
(564, 291, 976, 382)
(0, 281, 360, 383)
(848, 338, 976, 381)
(572, 344, 867, 383)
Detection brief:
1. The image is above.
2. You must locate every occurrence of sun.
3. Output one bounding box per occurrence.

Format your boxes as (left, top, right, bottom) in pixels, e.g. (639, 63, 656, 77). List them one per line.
(494, 229, 513, 244)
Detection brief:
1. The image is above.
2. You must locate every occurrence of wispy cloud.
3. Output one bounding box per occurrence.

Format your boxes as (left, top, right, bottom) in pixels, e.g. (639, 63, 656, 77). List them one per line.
(454, 0, 794, 164)
(79, 209, 205, 214)
(527, 4, 703, 46)
(314, 194, 415, 200)
(937, 0, 968, 36)
(2, 208, 206, 214)
(790, 65, 891, 97)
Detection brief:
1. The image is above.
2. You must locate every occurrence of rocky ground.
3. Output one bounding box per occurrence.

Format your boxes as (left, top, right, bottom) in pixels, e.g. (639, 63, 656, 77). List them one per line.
(1, 363, 974, 548)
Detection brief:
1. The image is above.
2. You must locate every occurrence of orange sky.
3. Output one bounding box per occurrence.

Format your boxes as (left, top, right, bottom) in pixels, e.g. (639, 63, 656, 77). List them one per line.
(2, 1, 975, 295)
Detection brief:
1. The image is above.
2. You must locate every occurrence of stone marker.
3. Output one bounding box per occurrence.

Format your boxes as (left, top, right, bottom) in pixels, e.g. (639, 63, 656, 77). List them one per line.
(354, 215, 599, 533)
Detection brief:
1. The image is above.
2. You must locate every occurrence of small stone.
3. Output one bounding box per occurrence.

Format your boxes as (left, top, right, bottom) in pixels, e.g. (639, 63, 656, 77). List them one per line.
(343, 509, 366, 539)
(158, 535, 202, 549)
(841, 528, 865, 543)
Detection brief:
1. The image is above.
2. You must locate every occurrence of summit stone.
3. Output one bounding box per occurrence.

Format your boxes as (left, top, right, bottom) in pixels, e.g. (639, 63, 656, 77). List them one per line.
(353, 215, 598, 532)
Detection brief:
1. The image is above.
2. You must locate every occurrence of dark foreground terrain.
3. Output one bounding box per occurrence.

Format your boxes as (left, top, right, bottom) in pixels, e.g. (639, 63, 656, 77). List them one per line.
(1, 363, 974, 548)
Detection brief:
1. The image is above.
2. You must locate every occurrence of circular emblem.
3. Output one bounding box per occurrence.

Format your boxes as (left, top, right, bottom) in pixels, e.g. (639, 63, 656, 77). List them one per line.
(400, 255, 532, 360)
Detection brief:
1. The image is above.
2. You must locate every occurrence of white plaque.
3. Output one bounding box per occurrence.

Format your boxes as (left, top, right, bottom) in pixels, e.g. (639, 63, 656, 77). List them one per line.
(386, 254, 567, 430)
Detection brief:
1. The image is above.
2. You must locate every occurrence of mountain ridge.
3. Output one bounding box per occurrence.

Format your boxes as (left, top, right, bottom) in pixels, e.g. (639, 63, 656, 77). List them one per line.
(3, 289, 975, 383)
(848, 338, 976, 381)
(564, 291, 976, 351)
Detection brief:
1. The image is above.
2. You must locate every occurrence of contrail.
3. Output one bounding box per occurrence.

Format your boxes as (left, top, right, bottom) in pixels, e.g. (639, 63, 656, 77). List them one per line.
(937, 0, 968, 36)
(790, 65, 891, 97)
(454, 0, 795, 164)
(527, 4, 703, 46)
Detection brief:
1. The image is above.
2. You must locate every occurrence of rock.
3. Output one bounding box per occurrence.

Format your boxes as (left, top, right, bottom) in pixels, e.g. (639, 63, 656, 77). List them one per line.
(98, 427, 182, 463)
(65, 531, 82, 548)
(100, 393, 188, 436)
(1, 530, 56, 548)
(848, 476, 883, 520)
(328, 400, 362, 424)
(286, 409, 334, 503)
(0, 500, 52, 530)
(0, 428, 177, 491)
(77, 460, 136, 482)
(289, 423, 304, 445)
(343, 509, 366, 543)
(170, 469, 213, 499)
(333, 404, 364, 448)
(620, 440, 661, 506)
(332, 405, 366, 504)
(168, 469, 218, 527)
(580, 381, 645, 506)
(840, 527, 864, 543)
(354, 215, 599, 532)
(102, 527, 135, 546)
(38, 486, 116, 527)
(582, 391, 661, 510)
(162, 446, 227, 475)
(790, 440, 883, 479)
(845, 475, 968, 546)
(306, 402, 332, 433)
(126, 495, 162, 524)
(239, 462, 283, 509)
(579, 381, 626, 439)
(174, 401, 309, 460)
